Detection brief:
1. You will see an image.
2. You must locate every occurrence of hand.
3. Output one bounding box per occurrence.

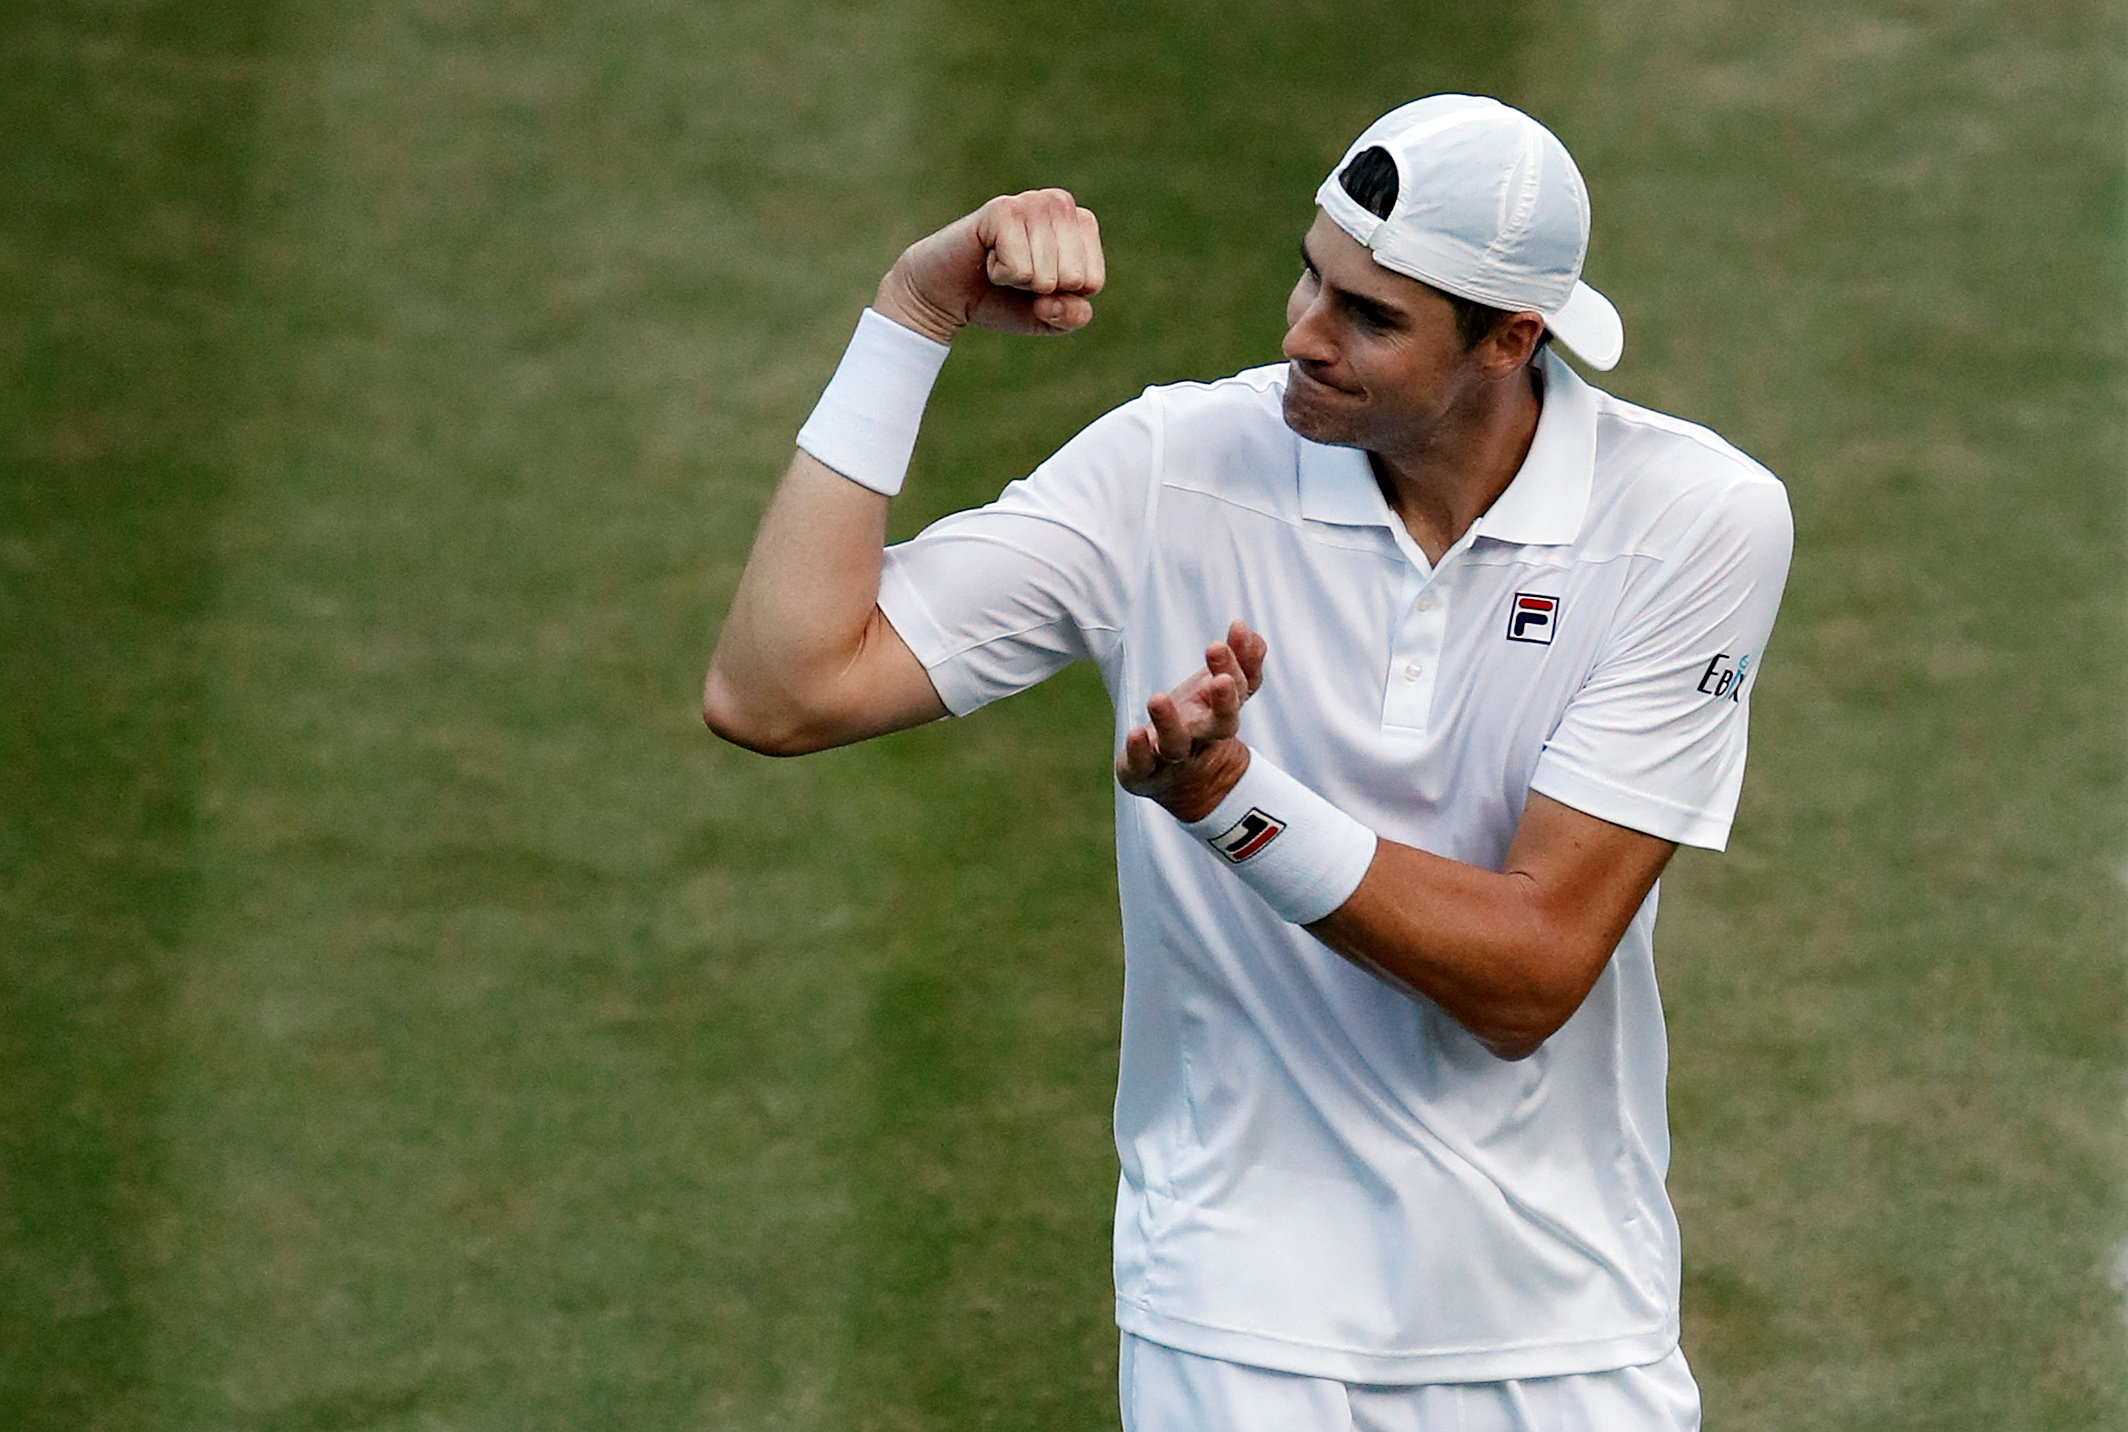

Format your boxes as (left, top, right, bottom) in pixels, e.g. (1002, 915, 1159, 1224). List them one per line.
(872, 190, 1106, 344)
(1116, 620, 1268, 822)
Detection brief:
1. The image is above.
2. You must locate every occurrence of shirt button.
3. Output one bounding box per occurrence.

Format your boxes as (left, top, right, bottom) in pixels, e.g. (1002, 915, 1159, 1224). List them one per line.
(1403, 661, 1424, 680)
(1416, 593, 1436, 612)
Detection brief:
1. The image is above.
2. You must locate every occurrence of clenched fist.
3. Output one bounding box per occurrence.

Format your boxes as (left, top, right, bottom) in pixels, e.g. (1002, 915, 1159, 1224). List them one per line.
(874, 189, 1106, 343)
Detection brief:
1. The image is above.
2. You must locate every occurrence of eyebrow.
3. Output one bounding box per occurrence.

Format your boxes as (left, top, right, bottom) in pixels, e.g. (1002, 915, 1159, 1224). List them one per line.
(1300, 237, 1406, 329)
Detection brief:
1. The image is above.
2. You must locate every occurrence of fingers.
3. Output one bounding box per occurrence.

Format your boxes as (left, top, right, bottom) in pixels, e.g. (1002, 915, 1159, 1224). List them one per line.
(984, 207, 1037, 290)
(884, 190, 1104, 341)
(1078, 210, 1106, 294)
(1204, 665, 1242, 738)
(1161, 670, 1243, 749)
(1200, 620, 1267, 702)
(1226, 619, 1267, 695)
(1116, 723, 1158, 786)
(980, 190, 1105, 298)
(1027, 215, 1061, 296)
(1205, 639, 1244, 692)
(1200, 648, 1246, 739)
(1148, 691, 1193, 763)
(1053, 205, 1103, 296)
(1116, 619, 1264, 800)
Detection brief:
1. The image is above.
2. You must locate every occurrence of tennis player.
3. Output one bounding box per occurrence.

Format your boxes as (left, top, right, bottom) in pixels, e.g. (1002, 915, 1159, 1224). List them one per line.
(705, 94, 1792, 1432)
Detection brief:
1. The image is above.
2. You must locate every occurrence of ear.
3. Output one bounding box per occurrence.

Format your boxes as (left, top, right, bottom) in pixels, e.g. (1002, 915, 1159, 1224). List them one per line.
(1478, 311, 1548, 376)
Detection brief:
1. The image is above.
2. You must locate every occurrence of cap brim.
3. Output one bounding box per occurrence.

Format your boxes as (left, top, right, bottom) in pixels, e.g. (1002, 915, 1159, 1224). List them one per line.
(1547, 281, 1623, 371)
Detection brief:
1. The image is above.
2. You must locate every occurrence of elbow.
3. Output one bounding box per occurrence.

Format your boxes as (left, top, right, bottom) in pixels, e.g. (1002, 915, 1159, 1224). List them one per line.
(701, 665, 835, 757)
(1472, 999, 1563, 1060)
(1473, 923, 1623, 1060)
(1478, 1026, 1555, 1062)
(1470, 969, 1596, 1062)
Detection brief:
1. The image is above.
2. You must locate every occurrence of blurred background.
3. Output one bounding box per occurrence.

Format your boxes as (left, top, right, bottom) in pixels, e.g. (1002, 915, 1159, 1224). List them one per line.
(3, 0, 2123, 1427)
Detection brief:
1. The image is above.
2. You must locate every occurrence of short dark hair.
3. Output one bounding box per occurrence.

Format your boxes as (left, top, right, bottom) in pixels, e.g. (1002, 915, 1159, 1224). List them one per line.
(1336, 146, 1546, 355)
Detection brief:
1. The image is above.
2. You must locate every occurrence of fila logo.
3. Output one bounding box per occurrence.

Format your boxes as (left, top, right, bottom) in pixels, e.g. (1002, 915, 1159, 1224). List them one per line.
(1507, 592, 1560, 645)
(1207, 808, 1285, 863)
(1698, 651, 1753, 702)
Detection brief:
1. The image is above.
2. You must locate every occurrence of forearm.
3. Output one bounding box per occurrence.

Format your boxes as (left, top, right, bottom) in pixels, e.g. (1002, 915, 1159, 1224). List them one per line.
(1305, 843, 1609, 1061)
(1305, 786, 1673, 1058)
(1181, 767, 1603, 1059)
(1129, 680, 1672, 1058)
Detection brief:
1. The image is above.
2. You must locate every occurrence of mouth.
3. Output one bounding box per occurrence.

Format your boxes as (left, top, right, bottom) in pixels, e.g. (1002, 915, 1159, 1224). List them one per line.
(1287, 361, 1359, 399)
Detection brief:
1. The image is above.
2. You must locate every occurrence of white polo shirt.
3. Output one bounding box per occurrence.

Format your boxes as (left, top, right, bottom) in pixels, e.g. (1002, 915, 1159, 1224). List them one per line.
(877, 349, 1793, 1384)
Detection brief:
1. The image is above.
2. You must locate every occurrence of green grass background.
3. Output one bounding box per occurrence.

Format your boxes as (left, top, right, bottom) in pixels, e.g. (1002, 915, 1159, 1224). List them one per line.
(3, 0, 2122, 1428)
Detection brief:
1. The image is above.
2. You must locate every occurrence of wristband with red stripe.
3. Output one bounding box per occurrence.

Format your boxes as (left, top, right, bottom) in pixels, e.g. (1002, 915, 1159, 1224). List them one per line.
(1179, 751, 1377, 925)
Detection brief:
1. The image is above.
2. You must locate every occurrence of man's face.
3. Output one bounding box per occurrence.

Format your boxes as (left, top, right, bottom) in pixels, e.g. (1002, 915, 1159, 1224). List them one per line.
(1280, 212, 1487, 454)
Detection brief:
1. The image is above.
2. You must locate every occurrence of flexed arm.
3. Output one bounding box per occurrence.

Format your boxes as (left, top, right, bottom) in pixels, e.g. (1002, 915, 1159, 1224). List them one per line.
(703, 191, 1106, 756)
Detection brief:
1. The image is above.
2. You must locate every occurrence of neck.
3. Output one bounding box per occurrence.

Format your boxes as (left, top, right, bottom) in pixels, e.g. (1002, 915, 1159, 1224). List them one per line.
(1372, 363, 1544, 564)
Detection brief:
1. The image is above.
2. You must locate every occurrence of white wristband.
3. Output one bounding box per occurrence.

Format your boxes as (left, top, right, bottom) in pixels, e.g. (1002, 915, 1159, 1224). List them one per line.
(1180, 752, 1378, 925)
(795, 307, 952, 497)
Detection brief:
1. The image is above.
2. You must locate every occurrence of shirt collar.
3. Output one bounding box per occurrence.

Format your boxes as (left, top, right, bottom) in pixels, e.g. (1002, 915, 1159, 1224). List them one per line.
(1294, 348, 1598, 546)
(1470, 349, 1595, 546)
(1295, 430, 1390, 528)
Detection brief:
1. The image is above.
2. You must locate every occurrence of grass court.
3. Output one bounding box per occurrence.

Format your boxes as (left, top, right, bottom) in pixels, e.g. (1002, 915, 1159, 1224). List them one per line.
(3, 0, 2123, 1427)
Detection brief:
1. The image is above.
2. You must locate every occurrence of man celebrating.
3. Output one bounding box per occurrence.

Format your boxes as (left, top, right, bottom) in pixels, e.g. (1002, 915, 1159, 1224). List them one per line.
(705, 95, 1791, 1432)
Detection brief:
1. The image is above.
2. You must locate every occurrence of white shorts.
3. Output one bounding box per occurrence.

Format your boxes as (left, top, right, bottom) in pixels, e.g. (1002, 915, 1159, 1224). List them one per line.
(1119, 1333, 1701, 1432)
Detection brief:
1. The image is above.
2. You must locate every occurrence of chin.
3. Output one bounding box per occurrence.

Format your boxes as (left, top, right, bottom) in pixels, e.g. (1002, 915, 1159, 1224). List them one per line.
(1281, 381, 1361, 448)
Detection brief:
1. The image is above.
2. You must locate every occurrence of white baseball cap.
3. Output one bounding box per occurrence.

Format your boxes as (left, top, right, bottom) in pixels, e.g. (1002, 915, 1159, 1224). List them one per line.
(1315, 94, 1624, 371)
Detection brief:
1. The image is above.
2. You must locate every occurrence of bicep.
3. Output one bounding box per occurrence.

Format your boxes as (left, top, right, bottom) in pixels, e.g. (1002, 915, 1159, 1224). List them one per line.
(841, 605, 952, 740)
(701, 600, 947, 755)
(1502, 792, 1676, 970)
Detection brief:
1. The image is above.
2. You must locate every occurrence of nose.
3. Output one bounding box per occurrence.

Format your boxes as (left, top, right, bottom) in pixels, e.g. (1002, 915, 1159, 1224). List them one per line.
(1283, 286, 1335, 367)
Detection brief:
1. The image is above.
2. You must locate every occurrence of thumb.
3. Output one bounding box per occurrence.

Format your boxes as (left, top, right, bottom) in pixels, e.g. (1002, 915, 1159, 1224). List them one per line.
(970, 288, 1094, 336)
(1116, 725, 1157, 785)
(1031, 292, 1094, 332)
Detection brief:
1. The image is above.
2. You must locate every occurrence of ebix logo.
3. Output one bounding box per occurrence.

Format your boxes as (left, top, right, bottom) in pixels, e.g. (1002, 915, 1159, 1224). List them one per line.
(1697, 651, 1753, 702)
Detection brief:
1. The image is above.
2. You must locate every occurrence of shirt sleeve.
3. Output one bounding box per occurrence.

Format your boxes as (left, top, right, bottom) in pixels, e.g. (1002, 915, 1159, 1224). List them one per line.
(877, 393, 1159, 716)
(1529, 474, 1794, 851)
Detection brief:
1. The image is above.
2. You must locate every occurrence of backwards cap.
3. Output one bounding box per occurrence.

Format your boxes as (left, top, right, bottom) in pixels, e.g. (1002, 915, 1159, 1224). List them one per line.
(1315, 95, 1623, 371)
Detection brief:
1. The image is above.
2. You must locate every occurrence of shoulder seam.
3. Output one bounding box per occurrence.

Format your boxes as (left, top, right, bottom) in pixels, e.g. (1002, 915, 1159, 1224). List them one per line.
(1596, 396, 1779, 485)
